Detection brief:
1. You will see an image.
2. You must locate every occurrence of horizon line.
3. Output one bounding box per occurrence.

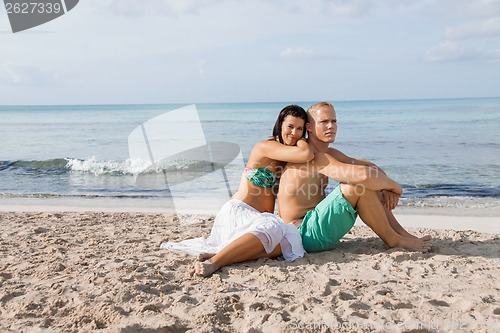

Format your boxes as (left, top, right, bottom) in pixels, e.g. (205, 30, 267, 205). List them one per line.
(1, 96, 499, 108)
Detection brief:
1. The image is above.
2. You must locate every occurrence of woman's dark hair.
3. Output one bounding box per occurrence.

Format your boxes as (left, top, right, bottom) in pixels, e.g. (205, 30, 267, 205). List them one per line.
(272, 105, 308, 144)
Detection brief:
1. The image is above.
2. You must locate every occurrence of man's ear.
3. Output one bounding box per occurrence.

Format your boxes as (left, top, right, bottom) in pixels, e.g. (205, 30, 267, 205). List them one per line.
(306, 122, 312, 133)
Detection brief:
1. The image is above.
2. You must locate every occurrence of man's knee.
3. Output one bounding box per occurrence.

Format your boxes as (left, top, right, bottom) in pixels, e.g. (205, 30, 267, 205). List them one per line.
(339, 183, 364, 207)
(340, 183, 365, 197)
(340, 184, 381, 207)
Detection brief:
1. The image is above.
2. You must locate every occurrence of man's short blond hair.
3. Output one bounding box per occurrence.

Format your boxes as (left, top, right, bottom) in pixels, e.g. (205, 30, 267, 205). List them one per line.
(307, 102, 334, 121)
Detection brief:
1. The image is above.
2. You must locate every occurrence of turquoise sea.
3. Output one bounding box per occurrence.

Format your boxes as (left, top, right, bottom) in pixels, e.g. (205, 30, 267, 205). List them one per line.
(1, 98, 499, 211)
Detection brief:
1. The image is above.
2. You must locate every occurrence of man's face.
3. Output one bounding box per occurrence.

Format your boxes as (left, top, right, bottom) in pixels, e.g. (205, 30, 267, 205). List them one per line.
(307, 106, 337, 143)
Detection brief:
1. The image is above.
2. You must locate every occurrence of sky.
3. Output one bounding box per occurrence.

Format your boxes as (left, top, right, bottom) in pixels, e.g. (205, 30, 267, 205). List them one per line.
(0, 0, 499, 105)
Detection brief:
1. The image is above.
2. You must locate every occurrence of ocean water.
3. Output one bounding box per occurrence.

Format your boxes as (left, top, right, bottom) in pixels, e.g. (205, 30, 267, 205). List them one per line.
(1, 98, 499, 211)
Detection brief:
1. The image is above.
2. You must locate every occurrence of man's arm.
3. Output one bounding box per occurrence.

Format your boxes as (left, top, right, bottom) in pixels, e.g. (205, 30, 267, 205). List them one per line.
(327, 147, 387, 175)
(326, 147, 401, 209)
(314, 153, 402, 196)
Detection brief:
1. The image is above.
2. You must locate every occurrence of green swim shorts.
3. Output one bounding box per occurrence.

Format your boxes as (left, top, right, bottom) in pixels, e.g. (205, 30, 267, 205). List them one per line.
(298, 184, 358, 252)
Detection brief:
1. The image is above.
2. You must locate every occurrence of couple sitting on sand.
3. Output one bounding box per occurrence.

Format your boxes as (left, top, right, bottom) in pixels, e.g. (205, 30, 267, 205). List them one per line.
(162, 102, 432, 277)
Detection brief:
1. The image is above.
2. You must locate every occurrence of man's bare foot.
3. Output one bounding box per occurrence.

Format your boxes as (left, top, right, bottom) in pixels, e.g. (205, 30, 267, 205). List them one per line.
(395, 228, 419, 239)
(385, 235, 433, 252)
(193, 260, 220, 277)
(197, 252, 216, 261)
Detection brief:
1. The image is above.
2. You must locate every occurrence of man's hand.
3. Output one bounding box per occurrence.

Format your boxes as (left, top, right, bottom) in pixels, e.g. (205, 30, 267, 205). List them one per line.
(380, 190, 400, 210)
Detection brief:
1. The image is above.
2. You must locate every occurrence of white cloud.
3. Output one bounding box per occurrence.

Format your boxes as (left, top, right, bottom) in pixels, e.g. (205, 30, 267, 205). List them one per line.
(318, 0, 433, 18)
(426, 2, 500, 64)
(445, 17, 500, 40)
(0, 63, 56, 85)
(424, 41, 500, 62)
(279, 47, 314, 60)
(98, 0, 428, 20)
(453, 0, 500, 19)
(102, 0, 225, 17)
(321, 0, 374, 17)
(424, 41, 480, 62)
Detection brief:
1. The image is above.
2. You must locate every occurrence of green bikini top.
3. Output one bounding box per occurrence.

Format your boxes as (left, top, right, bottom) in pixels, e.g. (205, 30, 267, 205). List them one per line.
(243, 160, 277, 188)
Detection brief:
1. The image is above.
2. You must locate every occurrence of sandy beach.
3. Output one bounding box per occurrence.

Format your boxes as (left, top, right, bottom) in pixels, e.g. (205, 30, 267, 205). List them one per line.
(0, 206, 499, 332)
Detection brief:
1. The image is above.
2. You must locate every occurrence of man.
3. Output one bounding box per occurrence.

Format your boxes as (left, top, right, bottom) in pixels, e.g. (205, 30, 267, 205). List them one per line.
(278, 102, 432, 253)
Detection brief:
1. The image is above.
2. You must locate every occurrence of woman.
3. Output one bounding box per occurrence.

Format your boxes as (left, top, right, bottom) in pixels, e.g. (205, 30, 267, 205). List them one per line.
(162, 105, 313, 276)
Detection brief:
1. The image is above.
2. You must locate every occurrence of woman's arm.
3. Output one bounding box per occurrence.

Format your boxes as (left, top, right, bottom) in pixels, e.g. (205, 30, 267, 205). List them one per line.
(253, 138, 314, 163)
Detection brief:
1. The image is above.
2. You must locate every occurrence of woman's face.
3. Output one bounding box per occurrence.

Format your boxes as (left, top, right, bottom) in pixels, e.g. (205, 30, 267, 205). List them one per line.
(281, 115, 305, 146)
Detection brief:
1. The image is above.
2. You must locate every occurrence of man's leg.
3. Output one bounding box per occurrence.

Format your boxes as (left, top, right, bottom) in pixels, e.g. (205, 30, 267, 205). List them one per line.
(194, 233, 281, 277)
(375, 191, 422, 239)
(383, 207, 433, 243)
(340, 184, 432, 252)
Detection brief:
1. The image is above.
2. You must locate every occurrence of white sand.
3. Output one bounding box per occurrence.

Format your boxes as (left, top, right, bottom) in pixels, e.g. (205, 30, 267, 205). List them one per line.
(0, 208, 499, 332)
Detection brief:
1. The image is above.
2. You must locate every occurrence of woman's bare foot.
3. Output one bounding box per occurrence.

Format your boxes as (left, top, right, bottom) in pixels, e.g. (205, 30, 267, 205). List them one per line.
(193, 260, 220, 277)
(197, 252, 216, 261)
(420, 235, 432, 242)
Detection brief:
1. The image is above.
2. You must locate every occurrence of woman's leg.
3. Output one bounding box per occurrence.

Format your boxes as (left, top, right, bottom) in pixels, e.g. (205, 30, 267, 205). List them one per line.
(194, 233, 281, 277)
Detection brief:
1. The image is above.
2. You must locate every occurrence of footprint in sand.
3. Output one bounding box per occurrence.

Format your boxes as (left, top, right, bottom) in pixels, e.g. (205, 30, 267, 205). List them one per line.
(0, 291, 25, 303)
(338, 291, 356, 301)
(249, 301, 267, 311)
(428, 299, 450, 307)
(174, 295, 199, 305)
(393, 302, 414, 309)
(376, 289, 392, 296)
(349, 302, 371, 311)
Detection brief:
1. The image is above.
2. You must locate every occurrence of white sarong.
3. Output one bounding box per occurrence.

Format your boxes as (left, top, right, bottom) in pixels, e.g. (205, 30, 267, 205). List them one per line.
(160, 199, 304, 262)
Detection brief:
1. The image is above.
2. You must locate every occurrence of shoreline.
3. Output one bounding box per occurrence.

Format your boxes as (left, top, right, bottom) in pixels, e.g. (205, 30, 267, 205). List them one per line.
(1, 197, 499, 234)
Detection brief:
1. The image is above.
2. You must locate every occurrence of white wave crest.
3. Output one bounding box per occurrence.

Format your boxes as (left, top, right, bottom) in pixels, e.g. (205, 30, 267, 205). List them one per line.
(64, 157, 228, 176)
(65, 157, 151, 176)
